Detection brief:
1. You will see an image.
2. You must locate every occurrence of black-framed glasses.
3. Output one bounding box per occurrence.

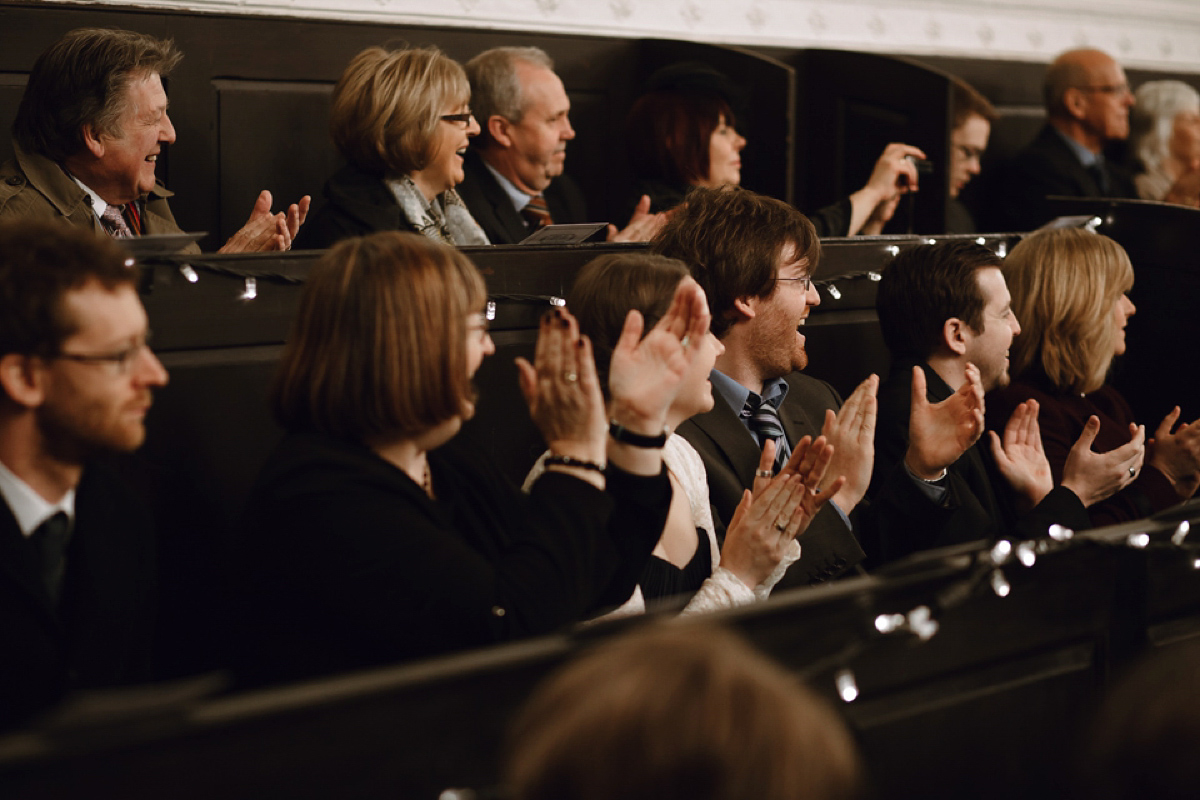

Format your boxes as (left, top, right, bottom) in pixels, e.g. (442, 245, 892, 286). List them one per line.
(774, 276, 813, 291)
(440, 112, 475, 126)
(53, 336, 152, 375)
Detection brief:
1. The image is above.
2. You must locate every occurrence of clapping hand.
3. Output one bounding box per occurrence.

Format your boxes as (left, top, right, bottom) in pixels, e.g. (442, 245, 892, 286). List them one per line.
(905, 363, 984, 480)
(1060, 417, 1145, 506)
(1148, 406, 1200, 498)
(989, 399, 1054, 510)
(809, 374, 876, 514)
(218, 190, 311, 253)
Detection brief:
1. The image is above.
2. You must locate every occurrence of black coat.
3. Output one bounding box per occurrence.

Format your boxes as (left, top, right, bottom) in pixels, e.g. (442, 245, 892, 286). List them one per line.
(0, 463, 156, 730)
(456, 148, 589, 244)
(235, 432, 668, 686)
(293, 163, 418, 250)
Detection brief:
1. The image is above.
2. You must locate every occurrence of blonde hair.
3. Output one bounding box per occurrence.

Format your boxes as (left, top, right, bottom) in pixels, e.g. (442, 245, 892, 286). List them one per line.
(505, 623, 863, 800)
(329, 45, 469, 177)
(1005, 228, 1133, 394)
(273, 232, 486, 441)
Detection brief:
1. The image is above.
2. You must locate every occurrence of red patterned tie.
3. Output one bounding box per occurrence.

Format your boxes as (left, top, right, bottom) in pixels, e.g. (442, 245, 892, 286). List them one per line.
(101, 204, 134, 238)
(521, 194, 553, 230)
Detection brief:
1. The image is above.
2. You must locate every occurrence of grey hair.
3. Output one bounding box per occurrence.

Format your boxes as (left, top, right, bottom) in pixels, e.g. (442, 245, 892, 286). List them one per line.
(465, 46, 554, 147)
(1131, 80, 1200, 179)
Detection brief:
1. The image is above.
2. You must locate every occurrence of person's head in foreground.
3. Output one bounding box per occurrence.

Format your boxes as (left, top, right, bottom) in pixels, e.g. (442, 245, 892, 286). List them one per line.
(504, 622, 864, 800)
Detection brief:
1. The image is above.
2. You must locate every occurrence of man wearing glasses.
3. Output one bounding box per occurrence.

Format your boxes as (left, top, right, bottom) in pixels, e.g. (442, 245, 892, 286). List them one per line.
(1000, 48, 1138, 230)
(0, 220, 166, 730)
(651, 187, 872, 587)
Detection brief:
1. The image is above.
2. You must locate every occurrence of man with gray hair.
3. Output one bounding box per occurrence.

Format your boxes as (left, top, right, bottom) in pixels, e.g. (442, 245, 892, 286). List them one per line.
(0, 27, 308, 252)
(460, 46, 662, 243)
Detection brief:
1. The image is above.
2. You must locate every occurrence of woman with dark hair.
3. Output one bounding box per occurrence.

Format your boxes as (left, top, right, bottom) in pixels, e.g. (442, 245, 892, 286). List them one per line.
(237, 232, 708, 684)
(624, 64, 925, 236)
(987, 228, 1200, 527)
(296, 46, 489, 249)
(526, 253, 841, 615)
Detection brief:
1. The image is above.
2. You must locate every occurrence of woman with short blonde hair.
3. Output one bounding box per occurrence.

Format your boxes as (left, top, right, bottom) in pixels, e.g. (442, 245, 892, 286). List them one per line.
(296, 46, 489, 248)
(988, 228, 1200, 527)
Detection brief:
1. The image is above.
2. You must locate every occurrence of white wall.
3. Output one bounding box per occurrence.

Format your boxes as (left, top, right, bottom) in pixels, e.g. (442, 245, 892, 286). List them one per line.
(41, 0, 1200, 72)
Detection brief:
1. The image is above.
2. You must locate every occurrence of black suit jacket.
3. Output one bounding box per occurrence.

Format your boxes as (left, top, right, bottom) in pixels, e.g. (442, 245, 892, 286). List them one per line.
(1000, 123, 1136, 231)
(863, 360, 1089, 567)
(0, 463, 156, 730)
(677, 372, 866, 588)
(456, 148, 589, 244)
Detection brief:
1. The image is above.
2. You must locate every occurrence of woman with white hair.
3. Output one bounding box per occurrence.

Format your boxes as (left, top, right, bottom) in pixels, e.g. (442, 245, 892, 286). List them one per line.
(1129, 80, 1200, 205)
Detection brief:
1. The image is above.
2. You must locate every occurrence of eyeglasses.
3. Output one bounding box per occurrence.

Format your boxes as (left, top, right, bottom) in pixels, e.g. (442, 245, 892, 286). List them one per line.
(53, 336, 152, 375)
(440, 112, 475, 126)
(1078, 83, 1131, 96)
(774, 276, 813, 291)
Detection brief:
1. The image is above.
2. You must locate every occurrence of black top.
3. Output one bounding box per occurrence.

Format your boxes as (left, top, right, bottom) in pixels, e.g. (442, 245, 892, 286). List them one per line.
(639, 527, 712, 607)
(629, 178, 853, 237)
(235, 432, 669, 686)
(293, 163, 418, 250)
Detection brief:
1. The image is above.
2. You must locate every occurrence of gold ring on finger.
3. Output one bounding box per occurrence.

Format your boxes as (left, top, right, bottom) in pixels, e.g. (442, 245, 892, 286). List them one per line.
(564, 372, 578, 383)
(755, 468, 773, 479)
(773, 520, 787, 532)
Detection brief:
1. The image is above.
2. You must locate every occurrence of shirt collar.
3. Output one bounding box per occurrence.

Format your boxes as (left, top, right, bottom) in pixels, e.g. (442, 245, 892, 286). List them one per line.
(709, 369, 790, 418)
(0, 458, 76, 539)
(67, 174, 114, 222)
(1052, 125, 1101, 168)
(482, 158, 537, 214)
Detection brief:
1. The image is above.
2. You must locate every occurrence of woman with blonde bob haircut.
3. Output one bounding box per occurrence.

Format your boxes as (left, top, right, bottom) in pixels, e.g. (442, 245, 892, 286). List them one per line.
(296, 46, 490, 248)
(988, 228, 1200, 527)
(237, 231, 712, 685)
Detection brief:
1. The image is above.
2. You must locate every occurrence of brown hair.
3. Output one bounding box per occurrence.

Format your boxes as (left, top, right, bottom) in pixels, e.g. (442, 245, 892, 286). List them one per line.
(951, 77, 997, 129)
(0, 220, 137, 362)
(13, 27, 181, 163)
(505, 623, 863, 800)
(626, 90, 734, 187)
(1005, 228, 1133, 394)
(272, 231, 486, 440)
(567, 253, 690, 396)
(651, 187, 819, 339)
(329, 45, 469, 177)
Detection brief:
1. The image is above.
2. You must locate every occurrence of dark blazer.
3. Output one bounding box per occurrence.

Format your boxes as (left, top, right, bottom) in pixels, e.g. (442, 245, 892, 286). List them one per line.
(677, 372, 866, 588)
(863, 360, 1090, 567)
(235, 432, 668, 686)
(999, 123, 1136, 231)
(293, 163, 418, 250)
(456, 148, 589, 244)
(0, 464, 156, 730)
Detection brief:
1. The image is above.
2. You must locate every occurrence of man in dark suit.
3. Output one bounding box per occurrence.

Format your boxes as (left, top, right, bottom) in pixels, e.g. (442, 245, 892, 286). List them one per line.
(1000, 48, 1138, 231)
(650, 187, 874, 587)
(460, 46, 664, 244)
(866, 240, 1136, 566)
(0, 220, 167, 730)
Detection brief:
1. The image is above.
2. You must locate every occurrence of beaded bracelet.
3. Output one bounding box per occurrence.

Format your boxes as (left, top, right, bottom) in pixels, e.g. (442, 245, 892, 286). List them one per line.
(545, 454, 605, 473)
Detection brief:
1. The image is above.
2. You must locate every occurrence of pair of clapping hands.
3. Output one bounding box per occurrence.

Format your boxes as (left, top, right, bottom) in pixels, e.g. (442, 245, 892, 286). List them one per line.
(903, 364, 1162, 511)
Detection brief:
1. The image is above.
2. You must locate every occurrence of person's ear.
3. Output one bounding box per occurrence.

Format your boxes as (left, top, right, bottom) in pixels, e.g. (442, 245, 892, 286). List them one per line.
(0, 353, 47, 410)
(731, 296, 757, 322)
(487, 115, 514, 148)
(1063, 87, 1088, 121)
(81, 123, 106, 159)
(943, 317, 969, 356)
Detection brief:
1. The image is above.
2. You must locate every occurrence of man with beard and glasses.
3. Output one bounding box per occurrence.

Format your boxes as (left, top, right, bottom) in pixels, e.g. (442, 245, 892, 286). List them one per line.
(0, 220, 167, 729)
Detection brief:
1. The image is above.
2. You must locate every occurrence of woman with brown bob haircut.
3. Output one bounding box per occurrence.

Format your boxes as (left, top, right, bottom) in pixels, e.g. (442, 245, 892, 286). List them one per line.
(505, 623, 864, 800)
(236, 231, 711, 686)
(295, 46, 490, 249)
(987, 228, 1200, 527)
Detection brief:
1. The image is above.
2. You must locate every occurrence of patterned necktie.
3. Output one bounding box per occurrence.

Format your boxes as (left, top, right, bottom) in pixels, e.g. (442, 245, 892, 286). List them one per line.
(521, 194, 553, 230)
(30, 511, 72, 604)
(101, 204, 134, 238)
(745, 394, 787, 472)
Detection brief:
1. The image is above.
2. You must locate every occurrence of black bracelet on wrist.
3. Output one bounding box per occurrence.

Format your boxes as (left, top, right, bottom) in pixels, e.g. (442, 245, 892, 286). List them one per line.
(545, 454, 605, 473)
(608, 420, 668, 449)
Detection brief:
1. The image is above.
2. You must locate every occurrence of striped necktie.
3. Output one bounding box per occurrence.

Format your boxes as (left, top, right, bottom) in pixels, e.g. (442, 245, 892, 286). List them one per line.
(101, 204, 134, 238)
(745, 394, 787, 471)
(521, 194, 553, 230)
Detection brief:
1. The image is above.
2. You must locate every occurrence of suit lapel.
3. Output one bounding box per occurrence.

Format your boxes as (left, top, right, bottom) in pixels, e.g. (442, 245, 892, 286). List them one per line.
(0, 501, 62, 629)
(779, 374, 824, 448)
(462, 150, 532, 244)
(684, 398, 763, 488)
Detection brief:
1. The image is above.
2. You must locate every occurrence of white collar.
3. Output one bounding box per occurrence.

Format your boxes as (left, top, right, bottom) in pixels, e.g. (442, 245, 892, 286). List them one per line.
(0, 458, 76, 539)
(67, 174, 114, 222)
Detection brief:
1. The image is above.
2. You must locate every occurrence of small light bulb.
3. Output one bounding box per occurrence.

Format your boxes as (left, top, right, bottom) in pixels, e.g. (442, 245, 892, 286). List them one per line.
(835, 668, 859, 703)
